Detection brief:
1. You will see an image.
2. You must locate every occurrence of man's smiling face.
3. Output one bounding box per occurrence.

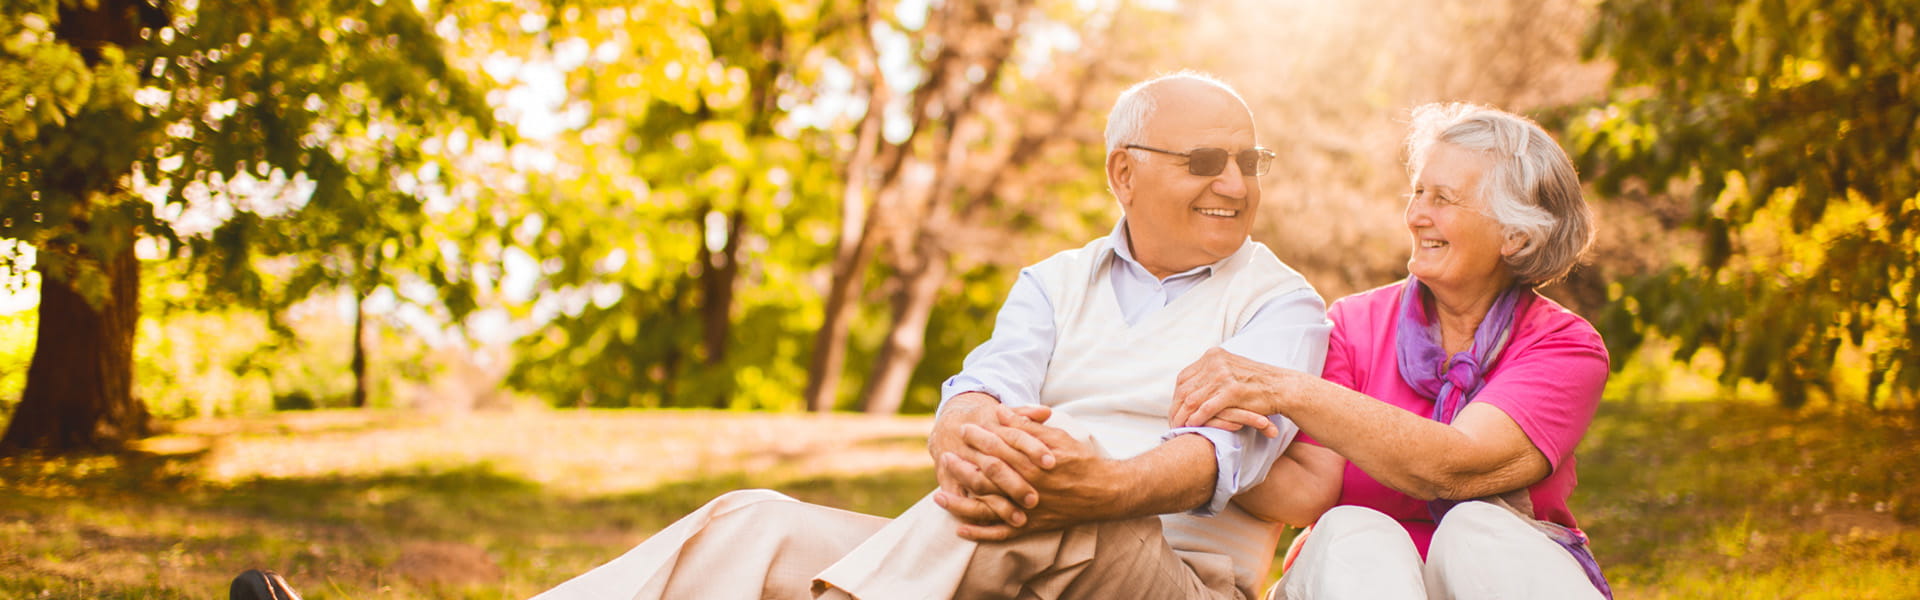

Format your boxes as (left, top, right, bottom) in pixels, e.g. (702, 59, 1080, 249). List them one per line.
(1112, 79, 1261, 278)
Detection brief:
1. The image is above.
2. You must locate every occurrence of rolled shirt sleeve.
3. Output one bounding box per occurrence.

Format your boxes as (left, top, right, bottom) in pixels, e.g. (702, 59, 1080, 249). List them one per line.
(938, 271, 1056, 412)
(1164, 287, 1332, 516)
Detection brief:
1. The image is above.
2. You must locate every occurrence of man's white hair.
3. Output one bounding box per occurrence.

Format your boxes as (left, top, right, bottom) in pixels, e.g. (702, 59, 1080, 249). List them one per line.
(1104, 70, 1249, 153)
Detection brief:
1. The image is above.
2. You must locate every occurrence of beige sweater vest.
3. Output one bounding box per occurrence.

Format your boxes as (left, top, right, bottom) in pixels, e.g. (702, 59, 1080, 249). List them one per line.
(1028, 234, 1313, 597)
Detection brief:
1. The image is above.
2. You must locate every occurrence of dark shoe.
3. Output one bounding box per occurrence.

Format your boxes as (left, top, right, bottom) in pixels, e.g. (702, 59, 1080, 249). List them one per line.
(230, 569, 303, 600)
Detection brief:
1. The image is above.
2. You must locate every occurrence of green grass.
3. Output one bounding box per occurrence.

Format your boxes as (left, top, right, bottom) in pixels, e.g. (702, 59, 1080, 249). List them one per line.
(1573, 401, 1920, 599)
(0, 410, 938, 599)
(0, 402, 1915, 599)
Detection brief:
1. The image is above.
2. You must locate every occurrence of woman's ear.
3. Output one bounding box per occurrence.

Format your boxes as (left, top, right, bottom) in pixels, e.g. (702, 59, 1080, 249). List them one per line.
(1107, 149, 1134, 208)
(1501, 231, 1530, 257)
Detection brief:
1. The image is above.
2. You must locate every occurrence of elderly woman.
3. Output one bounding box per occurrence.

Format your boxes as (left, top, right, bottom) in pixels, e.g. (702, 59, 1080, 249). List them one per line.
(1171, 103, 1612, 599)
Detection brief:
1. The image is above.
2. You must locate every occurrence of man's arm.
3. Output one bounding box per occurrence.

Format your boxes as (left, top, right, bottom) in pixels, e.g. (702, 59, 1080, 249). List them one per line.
(1162, 288, 1331, 516)
(941, 288, 1332, 537)
(928, 272, 1059, 525)
(936, 272, 1055, 411)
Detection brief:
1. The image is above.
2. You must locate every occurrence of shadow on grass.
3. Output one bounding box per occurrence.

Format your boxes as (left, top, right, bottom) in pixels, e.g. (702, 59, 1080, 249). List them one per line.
(0, 451, 935, 600)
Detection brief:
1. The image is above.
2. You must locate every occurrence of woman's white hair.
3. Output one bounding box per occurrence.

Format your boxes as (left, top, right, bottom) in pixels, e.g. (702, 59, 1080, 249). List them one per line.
(1406, 102, 1594, 285)
(1104, 70, 1247, 153)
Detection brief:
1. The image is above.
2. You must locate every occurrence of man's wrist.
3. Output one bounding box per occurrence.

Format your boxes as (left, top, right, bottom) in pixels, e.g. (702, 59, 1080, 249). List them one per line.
(1108, 435, 1217, 518)
(1162, 426, 1240, 516)
(938, 391, 999, 420)
(931, 392, 999, 457)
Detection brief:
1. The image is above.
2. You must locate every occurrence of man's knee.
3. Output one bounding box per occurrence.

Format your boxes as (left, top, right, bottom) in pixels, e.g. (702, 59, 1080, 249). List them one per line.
(687, 489, 814, 544)
(710, 488, 796, 510)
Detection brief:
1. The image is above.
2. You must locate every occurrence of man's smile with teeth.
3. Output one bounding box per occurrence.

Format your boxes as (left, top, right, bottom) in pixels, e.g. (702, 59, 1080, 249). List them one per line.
(1196, 208, 1238, 217)
(1420, 239, 1448, 248)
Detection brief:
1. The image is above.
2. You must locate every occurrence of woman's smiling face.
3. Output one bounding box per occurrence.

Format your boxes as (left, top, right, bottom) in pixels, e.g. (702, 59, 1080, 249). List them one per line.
(1404, 142, 1517, 292)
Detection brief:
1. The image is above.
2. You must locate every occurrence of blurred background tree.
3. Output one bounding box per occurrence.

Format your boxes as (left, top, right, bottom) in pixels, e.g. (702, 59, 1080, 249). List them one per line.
(1571, 0, 1919, 408)
(0, 0, 492, 453)
(2, 0, 1914, 459)
(494, 0, 862, 411)
(496, 0, 1127, 414)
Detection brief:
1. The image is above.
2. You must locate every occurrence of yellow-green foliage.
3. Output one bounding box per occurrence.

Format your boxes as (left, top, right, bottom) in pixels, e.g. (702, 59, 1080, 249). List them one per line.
(135, 309, 278, 418)
(1576, 0, 1920, 407)
(0, 311, 32, 421)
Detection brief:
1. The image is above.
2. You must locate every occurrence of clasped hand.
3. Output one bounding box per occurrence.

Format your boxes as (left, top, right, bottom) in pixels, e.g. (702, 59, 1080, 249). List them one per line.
(928, 397, 1109, 541)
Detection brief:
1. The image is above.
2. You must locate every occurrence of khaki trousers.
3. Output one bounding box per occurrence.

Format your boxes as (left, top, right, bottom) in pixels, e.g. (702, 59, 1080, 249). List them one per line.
(532, 489, 1242, 600)
(1271, 502, 1604, 600)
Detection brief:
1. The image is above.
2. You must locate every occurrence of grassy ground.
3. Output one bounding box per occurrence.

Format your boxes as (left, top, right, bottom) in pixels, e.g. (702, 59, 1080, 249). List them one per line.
(1573, 401, 1919, 599)
(0, 410, 938, 599)
(1, 401, 1915, 599)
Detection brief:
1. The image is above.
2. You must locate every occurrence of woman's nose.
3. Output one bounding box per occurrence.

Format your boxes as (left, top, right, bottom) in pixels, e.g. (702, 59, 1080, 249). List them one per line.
(1405, 194, 1431, 226)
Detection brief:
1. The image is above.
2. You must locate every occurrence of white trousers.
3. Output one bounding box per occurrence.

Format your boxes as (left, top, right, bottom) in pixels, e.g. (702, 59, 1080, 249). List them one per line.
(1272, 502, 1604, 600)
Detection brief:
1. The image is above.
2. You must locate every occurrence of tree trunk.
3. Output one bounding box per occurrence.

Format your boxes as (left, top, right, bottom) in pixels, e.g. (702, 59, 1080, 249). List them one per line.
(859, 236, 949, 415)
(698, 205, 746, 368)
(697, 203, 746, 409)
(803, 48, 892, 413)
(803, 201, 885, 413)
(350, 286, 368, 408)
(0, 0, 154, 455)
(0, 235, 149, 454)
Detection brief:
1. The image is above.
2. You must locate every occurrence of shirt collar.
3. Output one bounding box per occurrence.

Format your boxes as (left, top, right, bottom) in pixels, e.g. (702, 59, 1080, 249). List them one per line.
(1108, 216, 1219, 282)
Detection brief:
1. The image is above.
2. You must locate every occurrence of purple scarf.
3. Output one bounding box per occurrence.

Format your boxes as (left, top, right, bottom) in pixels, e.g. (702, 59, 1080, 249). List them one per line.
(1392, 276, 1525, 426)
(1393, 277, 1613, 599)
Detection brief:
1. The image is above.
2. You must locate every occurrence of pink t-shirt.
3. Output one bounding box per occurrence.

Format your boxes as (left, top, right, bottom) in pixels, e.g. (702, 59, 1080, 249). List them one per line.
(1313, 280, 1608, 556)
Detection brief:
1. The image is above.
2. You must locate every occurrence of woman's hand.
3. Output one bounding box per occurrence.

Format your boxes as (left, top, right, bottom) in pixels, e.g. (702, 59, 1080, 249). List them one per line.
(1171, 347, 1303, 437)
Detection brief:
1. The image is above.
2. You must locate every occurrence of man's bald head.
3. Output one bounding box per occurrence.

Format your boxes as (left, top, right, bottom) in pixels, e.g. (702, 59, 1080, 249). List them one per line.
(1104, 72, 1254, 153)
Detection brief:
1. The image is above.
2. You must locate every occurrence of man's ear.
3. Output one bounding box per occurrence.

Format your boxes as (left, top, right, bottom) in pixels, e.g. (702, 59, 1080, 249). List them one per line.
(1107, 149, 1134, 207)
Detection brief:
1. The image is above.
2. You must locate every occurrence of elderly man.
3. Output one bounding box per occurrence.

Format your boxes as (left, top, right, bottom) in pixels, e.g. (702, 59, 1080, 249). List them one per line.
(523, 72, 1341, 600)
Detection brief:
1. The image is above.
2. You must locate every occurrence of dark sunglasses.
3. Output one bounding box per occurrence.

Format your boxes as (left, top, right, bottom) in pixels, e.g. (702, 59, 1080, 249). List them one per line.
(1125, 144, 1275, 177)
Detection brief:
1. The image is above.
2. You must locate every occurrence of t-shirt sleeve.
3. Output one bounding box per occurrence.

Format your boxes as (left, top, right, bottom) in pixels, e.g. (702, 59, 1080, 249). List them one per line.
(1297, 297, 1364, 447)
(1473, 316, 1609, 471)
(1320, 299, 1362, 391)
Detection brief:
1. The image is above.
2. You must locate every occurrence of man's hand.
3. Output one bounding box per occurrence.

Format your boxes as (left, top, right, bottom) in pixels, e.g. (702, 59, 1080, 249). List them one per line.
(939, 411, 1131, 541)
(929, 394, 1058, 527)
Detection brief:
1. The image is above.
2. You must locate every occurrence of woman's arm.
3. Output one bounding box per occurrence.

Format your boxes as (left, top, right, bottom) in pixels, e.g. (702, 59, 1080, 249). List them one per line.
(1174, 347, 1549, 501)
(1232, 441, 1345, 527)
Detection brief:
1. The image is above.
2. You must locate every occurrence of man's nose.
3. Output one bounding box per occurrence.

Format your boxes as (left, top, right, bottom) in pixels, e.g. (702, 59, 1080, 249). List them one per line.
(1210, 160, 1250, 199)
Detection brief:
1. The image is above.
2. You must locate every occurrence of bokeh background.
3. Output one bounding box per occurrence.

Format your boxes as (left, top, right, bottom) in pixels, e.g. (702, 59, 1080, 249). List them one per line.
(1, 0, 1916, 597)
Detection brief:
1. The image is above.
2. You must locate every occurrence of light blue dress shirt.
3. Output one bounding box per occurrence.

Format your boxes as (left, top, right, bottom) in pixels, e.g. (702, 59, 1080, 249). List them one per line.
(939, 218, 1332, 516)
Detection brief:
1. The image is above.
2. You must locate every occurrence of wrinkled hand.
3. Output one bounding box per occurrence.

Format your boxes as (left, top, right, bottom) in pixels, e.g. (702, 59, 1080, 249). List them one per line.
(936, 412, 1119, 541)
(929, 395, 1058, 528)
(1171, 347, 1298, 437)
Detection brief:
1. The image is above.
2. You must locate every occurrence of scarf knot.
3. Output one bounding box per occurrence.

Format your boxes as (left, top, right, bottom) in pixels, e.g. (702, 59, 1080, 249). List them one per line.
(1394, 276, 1525, 423)
(1443, 354, 1483, 393)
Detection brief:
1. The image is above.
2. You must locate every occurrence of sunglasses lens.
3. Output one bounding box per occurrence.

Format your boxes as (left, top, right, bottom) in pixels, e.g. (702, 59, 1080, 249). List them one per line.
(1186, 148, 1229, 176)
(1236, 149, 1274, 176)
